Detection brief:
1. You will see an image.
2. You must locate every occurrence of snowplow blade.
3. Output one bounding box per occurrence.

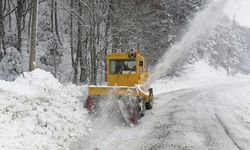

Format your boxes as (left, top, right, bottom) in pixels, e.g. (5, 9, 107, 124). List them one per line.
(88, 85, 151, 100)
(84, 85, 153, 126)
(88, 86, 138, 96)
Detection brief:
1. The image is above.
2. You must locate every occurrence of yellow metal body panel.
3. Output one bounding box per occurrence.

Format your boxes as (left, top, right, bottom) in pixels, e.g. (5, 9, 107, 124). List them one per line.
(106, 53, 148, 86)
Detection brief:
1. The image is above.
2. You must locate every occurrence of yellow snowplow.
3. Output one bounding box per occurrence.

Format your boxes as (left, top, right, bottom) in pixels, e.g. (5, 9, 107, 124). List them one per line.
(84, 49, 154, 125)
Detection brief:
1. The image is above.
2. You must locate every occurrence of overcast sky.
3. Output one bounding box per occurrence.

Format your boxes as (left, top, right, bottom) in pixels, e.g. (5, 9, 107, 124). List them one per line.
(224, 0, 250, 28)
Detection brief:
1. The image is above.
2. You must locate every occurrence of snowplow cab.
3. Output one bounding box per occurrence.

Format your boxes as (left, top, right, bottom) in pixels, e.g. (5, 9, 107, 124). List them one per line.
(106, 51, 148, 86)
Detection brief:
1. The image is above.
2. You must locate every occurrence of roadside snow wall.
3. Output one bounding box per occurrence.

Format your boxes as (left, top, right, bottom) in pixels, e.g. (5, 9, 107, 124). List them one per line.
(0, 69, 90, 150)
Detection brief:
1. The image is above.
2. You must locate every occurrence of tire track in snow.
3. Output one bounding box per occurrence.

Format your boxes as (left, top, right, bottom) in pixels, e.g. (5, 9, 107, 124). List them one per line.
(141, 111, 175, 150)
(215, 113, 242, 150)
(141, 103, 192, 150)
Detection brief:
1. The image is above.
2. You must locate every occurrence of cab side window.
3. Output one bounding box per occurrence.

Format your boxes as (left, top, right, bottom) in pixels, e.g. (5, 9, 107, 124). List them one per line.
(139, 60, 143, 73)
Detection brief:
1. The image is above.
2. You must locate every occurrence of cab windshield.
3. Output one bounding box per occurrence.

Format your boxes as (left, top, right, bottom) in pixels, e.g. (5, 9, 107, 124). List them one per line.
(110, 59, 136, 74)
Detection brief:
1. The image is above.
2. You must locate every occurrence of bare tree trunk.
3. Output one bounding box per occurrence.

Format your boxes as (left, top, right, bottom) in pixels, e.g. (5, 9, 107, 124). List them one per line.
(2, 0, 5, 51)
(0, 0, 4, 50)
(226, 49, 230, 76)
(70, 0, 75, 68)
(93, 37, 97, 85)
(110, 5, 120, 49)
(29, 0, 38, 71)
(77, 1, 87, 83)
(79, 37, 87, 83)
(73, 50, 79, 83)
(73, 0, 83, 84)
(90, 24, 97, 85)
(83, 32, 88, 82)
(101, 0, 112, 83)
(16, 0, 23, 53)
(54, 1, 61, 45)
(27, 6, 32, 49)
(7, 0, 11, 30)
(77, 16, 83, 83)
(79, 48, 85, 83)
(89, 26, 93, 84)
(89, 0, 97, 85)
(104, 0, 112, 55)
(96, 22, 100, 84)
(3, 0, 5, 11)
(50, 0, 54, 33)
(53, 52, 57, 77)
(21, 0, 27, 31)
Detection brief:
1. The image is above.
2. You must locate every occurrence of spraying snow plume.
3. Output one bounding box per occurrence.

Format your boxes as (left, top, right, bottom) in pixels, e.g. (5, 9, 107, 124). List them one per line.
(148, 0, 229, 85)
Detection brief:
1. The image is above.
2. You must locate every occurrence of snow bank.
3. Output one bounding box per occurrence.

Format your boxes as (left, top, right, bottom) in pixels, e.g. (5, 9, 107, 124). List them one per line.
(153, 61, 250, 95)
(0, 69, 60, 96)
(0, 69, 91, 150)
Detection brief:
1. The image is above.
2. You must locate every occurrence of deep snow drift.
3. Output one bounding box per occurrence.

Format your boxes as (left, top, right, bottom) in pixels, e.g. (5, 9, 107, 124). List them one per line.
(0, 69, 91, 150)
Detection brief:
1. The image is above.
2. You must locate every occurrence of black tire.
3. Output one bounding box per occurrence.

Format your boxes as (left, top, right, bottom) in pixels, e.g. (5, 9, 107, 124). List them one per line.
(145, 100, 152, 110)
(146, 88, 154, 110)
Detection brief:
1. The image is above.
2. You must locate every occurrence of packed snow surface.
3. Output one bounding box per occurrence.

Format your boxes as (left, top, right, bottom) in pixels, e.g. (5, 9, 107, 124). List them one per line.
(0, 69, 91, 150)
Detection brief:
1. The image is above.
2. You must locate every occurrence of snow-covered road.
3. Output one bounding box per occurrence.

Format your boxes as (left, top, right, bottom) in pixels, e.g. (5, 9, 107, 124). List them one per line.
(77, 81, 250, 150)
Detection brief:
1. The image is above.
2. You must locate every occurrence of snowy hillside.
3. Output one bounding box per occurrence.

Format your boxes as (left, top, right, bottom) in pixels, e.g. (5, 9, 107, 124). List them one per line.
(0, 69, 91, 149)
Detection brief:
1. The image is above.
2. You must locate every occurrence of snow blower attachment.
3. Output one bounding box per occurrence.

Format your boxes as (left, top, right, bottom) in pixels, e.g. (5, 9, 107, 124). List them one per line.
(84, 50, 154, 126)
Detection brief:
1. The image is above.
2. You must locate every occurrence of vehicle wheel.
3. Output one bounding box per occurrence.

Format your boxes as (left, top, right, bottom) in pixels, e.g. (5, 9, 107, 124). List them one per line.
(128, 104, 139, 125)
(84, 96, 100, 115)
(84, 96, 95, 112)
(146, 88, 154, 110)
(145, 100, 153, 110)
